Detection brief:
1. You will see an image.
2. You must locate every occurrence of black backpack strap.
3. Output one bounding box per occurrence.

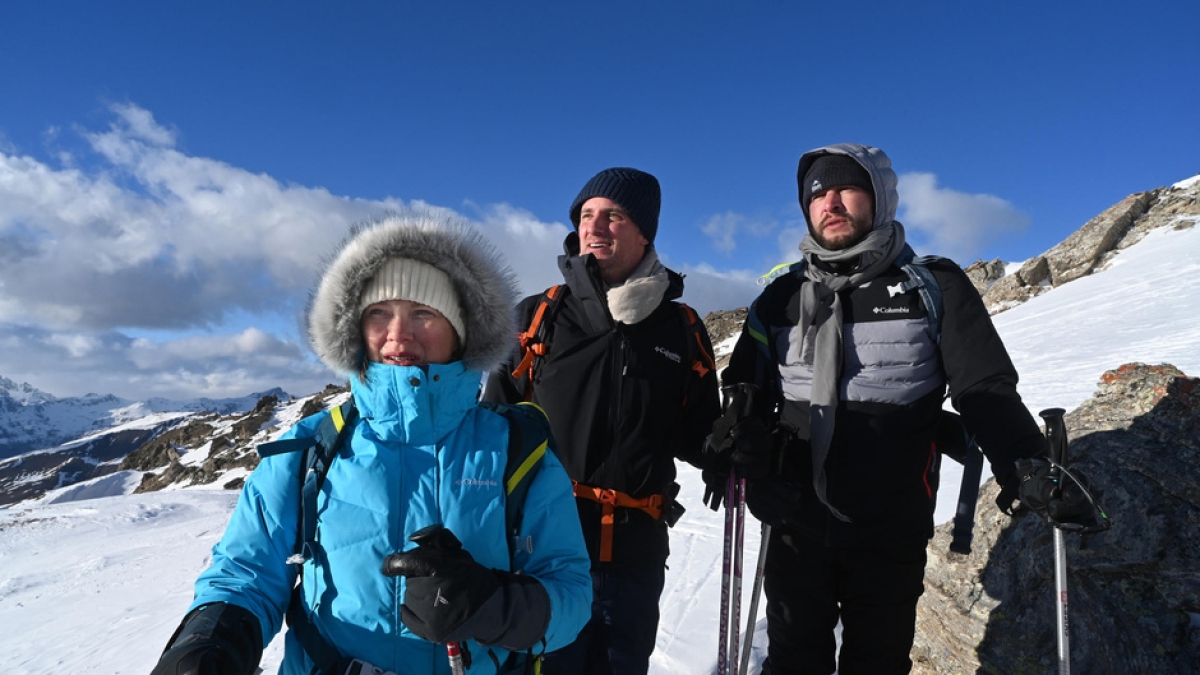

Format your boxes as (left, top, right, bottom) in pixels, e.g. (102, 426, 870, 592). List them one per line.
(936, 409, 985, 555)
(295, 400, 358, 565)
(479, 400, 552, 560)
(257, 399, 358, 675)
(478, 401, 553, 673)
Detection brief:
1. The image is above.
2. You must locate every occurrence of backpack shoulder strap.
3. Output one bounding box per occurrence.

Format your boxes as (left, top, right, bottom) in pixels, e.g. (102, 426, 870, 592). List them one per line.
(893, 245, 947, 344)
(511, 285, 565, 401)
(261, 398, 357, 675)
(256, 398, 357, 565)
(478, 400, 553, 560)
(678, 302, 716, 380)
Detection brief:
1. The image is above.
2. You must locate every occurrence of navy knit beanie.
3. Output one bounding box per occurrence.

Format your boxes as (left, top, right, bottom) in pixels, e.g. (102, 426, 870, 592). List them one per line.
(569, 167, 661, 245)
(800, 154, 874, 207)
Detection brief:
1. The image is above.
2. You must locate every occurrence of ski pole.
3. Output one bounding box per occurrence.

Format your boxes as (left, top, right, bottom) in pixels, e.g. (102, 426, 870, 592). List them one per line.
(738, 522, 770, 675)
(1040, 407, 1071, 675)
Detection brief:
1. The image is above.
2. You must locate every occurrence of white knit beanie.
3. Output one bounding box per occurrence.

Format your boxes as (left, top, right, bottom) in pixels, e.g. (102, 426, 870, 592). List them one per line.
(357, 258, 467, 344)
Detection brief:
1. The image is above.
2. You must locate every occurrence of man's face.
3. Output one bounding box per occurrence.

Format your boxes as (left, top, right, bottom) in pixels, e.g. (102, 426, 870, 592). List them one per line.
(578, 196, 649, 283)
(807, 186, 875, 250)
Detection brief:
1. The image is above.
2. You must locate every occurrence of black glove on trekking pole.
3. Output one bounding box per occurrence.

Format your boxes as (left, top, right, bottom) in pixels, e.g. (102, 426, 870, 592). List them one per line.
(702, 383, 773, 510)
(383, 524, 550, 650)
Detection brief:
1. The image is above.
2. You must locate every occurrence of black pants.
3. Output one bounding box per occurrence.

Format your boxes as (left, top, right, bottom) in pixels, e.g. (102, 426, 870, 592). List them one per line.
(760, 529, 928, 675)
(540, 562, 666, 675)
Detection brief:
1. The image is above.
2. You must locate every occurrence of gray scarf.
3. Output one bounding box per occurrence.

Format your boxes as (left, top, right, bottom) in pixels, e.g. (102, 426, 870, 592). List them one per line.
(796, 221, 907, 521)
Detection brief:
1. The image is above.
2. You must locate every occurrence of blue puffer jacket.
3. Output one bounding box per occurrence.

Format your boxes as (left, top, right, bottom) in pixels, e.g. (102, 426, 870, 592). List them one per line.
(191, 361, 592, 674)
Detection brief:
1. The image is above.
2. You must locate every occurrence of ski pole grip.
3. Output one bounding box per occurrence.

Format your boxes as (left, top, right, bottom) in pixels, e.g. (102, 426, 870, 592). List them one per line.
(1038, 408, 1068, 472)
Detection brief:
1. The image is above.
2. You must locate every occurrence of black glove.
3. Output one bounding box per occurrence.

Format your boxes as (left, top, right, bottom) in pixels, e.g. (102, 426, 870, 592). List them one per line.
(150, 602, 262, 675)
(702, 465, 730, 511)
(745, 474, 803, 530)
(1013, 457, 1095, 527)
(728, 416, 773, 480)
(383, 525, 503, 645)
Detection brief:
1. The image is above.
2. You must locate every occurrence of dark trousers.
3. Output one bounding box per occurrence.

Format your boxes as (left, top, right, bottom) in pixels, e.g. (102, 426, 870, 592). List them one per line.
(760, 529, 928, 675)
(540, 562, 666, 675)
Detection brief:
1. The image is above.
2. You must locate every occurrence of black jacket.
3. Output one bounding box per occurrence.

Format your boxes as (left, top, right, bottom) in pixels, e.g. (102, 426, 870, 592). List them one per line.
(723, 257, 1046, 546)
(483, 234, 721, 567)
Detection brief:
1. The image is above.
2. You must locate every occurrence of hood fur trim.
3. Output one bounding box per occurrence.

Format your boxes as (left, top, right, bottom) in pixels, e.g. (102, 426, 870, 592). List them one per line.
(307, 211, 519, 376)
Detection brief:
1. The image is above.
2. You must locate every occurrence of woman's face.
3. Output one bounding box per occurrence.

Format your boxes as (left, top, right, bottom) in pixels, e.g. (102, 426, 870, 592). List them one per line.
(361, 299, 461, 366)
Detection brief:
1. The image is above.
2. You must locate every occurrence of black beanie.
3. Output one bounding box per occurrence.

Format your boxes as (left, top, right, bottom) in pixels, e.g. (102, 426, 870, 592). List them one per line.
(800, 154, 874, 207)
(569, 167, 661, 245)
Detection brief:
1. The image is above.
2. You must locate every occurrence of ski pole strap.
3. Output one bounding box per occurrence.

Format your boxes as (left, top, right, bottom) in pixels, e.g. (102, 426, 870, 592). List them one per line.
(949, 439, 984, 555)
(572, 481, 665, 562)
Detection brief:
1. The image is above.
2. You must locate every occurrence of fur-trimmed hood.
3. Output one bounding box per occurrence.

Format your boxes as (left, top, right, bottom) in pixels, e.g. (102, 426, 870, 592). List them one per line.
(307, 211, 520, 376)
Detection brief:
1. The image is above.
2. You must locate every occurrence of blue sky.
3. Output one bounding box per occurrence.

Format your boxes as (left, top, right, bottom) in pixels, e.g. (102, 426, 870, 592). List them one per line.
(1, 1, 1197, 401)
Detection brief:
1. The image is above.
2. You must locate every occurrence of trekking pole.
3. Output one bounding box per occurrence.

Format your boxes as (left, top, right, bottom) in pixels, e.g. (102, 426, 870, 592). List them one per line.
(716, 384, 754, 675)
(1039, 408, 1071, 675)
(717, 470, 736, 675)
(729, 474, 746, 675)
(446, 642, 467, 675)
(738, 522, 770, 675)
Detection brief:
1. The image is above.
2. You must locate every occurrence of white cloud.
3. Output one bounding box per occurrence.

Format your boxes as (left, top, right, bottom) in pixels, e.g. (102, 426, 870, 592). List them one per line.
(669, 262, 763, 316)
(898, 172, 1030, 263)
(44, 333, 103, 358)
(468, 202, 570, 297)
(0, 104, 579, 400)
(700, 211, 776, 255)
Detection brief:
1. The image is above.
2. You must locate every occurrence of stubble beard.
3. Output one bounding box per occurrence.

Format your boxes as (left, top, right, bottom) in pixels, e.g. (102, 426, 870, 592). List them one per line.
(810, 212, 874, 251)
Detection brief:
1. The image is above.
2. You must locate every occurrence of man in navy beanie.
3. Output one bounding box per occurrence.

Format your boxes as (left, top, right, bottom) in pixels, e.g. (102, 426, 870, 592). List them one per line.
(484, 167, 721, 674)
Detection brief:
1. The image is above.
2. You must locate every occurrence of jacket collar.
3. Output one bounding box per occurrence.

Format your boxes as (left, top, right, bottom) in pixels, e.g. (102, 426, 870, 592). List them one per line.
(351, 361, 479, 445)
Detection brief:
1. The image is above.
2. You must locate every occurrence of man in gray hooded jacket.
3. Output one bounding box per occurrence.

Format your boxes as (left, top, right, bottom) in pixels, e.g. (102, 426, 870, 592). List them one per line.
(719, 144, 1048, 674)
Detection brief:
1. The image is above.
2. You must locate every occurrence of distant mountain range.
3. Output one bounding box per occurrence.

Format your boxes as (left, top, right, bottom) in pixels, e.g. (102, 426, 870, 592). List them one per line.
(0, 381, 293, 506)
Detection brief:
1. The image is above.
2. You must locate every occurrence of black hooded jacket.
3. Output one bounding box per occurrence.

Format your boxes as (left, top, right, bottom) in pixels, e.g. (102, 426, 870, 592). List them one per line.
(483, 233, 721, 567)
(722, 144, 1046, 547)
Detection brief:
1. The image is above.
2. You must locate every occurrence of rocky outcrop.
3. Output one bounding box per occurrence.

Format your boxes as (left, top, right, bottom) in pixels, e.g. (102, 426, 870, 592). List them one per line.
(913, 363, 1200, 674)
(131, 387, 347, 495)
(703, 307, 747, 373)
(963, 259, 1007, 297)
(981, 177, 1199, 314)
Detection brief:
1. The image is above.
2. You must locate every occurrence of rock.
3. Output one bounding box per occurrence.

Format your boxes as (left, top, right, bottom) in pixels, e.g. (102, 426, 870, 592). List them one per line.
(913, 363, 1200, 674)
(963, 259, 1007, 297)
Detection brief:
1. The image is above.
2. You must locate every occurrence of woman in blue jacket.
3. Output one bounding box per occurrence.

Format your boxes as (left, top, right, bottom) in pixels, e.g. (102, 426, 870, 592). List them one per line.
(150, 212, 592, 675)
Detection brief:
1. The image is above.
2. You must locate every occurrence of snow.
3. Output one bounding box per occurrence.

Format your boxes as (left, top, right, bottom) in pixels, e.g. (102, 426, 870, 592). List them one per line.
(2, 224, 1199, 675)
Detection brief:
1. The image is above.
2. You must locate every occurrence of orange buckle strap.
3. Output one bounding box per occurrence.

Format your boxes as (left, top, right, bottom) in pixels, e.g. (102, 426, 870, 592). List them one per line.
(572, 481, 665, 562)
(511, 285, 562, 382)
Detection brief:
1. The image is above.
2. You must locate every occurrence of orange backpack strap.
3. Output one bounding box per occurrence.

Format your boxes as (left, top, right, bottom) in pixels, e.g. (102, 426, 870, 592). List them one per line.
(572, 481, 665, 562)
(511, 285, 563, 401)
(679, 303, 716, 379)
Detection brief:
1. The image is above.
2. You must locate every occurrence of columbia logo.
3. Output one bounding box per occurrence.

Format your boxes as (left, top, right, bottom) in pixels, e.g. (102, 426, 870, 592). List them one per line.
(456, 478, 499, 487)
(655, 346, 681, 363)
(873, 306, 910, 315)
